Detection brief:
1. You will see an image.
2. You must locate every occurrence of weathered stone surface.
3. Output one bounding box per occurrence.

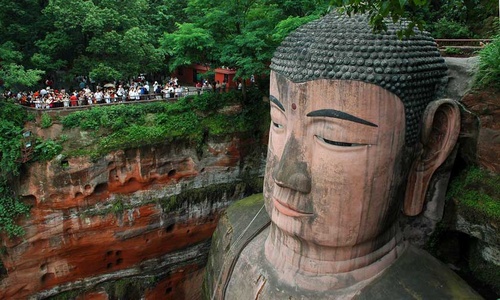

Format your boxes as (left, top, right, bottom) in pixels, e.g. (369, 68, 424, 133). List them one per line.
(477, 128, 500, 172)
(0, 134, 265, 299)
(444, 57, 479, 101)
(462, 89, 500, 172)
(455, 214, 499, 254)
(454, 213, 500, 295)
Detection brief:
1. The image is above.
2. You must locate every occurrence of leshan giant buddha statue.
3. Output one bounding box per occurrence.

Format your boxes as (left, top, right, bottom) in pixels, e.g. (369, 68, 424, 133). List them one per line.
(203, 12, 481, 299)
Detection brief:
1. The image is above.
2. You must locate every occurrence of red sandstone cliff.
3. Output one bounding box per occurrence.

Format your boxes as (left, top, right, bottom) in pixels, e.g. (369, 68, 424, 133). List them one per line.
(0, 135, 265, 299)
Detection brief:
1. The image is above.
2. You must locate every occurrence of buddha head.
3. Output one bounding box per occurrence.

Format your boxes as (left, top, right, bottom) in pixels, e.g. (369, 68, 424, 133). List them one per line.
(264, 13, 460, 251)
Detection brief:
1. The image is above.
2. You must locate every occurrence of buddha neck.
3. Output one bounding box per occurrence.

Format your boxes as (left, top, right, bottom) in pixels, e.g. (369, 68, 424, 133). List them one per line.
(263, 222, 405, 291)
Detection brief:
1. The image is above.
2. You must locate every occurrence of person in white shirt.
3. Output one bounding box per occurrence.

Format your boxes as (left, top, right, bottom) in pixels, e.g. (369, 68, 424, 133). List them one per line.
(175, 85, 182, 98)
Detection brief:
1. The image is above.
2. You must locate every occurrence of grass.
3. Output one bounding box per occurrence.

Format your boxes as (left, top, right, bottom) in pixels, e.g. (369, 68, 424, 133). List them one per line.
(473, 35, 500, 91)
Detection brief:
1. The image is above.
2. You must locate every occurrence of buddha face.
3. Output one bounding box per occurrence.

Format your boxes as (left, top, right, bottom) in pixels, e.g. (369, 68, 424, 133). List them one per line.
(264, 71, 408, 247)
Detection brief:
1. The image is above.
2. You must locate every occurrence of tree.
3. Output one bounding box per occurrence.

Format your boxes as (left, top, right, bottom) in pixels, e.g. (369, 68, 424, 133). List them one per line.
(160, 23, 216, 72)
(427, 0, 498, 38)
(330, 0, 430, 37)
(330, 0, 498, 38)
(29, 0, 168, 84)
(160, 0, 329, 97)
(0, 0, 49, 65)
(0, 42, 44, 90)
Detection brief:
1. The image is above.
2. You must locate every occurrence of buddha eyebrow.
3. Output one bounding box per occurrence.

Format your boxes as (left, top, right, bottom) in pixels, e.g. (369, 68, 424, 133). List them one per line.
(270, 95, 285, 112)
(306, 109, 378, 127)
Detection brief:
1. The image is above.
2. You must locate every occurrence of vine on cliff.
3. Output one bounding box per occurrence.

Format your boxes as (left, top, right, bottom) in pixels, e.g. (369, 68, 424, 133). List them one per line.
(0, 100, 30, 237)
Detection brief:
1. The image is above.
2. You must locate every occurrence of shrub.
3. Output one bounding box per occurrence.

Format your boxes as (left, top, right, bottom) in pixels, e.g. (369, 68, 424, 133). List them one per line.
(59, 90, 269, 157)
(33, 139, 63, 161)
(40, 113, 52, 128)
(26, 113, 36, 122)
(432, 18, 474, 39)
(443, 47, 463, 55)
(474, 35, 500, 90)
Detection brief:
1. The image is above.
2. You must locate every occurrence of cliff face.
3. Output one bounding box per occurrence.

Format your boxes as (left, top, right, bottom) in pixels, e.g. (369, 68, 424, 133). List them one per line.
(0, 134, 266, 299)
(462, 89, 500, 173)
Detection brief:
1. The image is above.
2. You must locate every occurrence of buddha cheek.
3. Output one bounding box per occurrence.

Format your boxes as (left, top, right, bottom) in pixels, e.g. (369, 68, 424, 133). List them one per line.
(263, 152, 279, 211)
(308, 160, 360, 246)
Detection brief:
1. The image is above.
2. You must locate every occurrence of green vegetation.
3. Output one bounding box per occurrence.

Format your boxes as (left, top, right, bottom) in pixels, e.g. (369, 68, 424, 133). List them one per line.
(433, 17, 474, 38)
(160, 182, 254, 214)
(447, 167, 500, 224)
(0, 0, 497, 93)
(443, 46, 464, 55)
(33, 139, 63, 162)
(331, 0, 429, 37)
(60, 90, 269, 159)
(107, 277, 156, 300)
(0, 100, 31, 237)
(473, 35, 500, 91)
(0, 41, 44, 90)
(40, 113, 53, 128)
(331, 0, 498, 38)
(0, 186, 31, 237)
(161, 0, 328, 83)
(0, 0, 328, 87)
(79, 180, 262, 219)
(0, 100, 67, 237)
(111, 198, 124, 215)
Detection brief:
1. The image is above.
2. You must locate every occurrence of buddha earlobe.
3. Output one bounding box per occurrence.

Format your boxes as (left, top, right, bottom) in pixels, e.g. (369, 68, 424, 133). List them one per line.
(404, 99, 461, 216)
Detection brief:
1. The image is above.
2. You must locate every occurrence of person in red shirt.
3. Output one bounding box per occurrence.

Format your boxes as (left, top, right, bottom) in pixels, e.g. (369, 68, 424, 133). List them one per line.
(70, 92, 78, 106)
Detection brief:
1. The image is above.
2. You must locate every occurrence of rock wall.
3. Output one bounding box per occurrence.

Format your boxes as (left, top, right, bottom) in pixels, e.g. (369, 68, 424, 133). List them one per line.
(0, 134, 266, 299)
(434, 58, 499, 297)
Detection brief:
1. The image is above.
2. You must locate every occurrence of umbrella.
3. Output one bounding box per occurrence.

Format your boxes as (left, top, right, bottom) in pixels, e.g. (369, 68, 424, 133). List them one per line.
(104, 83, 115, 88)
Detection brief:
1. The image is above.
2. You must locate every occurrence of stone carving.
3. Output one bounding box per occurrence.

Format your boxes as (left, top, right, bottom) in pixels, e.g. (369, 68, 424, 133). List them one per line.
(203, 12, 482, 299)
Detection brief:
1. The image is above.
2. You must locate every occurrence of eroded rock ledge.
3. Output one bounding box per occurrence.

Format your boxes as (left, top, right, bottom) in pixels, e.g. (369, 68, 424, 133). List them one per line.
(0, 135, 266, 299)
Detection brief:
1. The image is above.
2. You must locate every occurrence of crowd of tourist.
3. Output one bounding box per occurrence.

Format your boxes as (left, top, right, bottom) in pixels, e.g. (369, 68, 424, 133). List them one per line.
(3, 76, 233, 109)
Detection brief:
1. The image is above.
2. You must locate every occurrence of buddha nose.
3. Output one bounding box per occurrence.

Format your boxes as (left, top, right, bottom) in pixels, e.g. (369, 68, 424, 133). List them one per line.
(272, 136, 311, 193)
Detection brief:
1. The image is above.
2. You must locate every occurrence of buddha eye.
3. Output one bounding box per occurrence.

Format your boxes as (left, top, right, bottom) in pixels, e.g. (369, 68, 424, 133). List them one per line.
(272, 121, 284, 129)
(316, 135, 363, 147)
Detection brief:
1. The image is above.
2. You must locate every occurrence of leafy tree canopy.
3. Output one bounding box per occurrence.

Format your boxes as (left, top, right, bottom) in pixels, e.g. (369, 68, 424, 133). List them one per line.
(330, 0, 429, 37)
(32, 0, 165, 82)
(330, 0, 498, 38)
(0, 0, 497, 90)
(0, 42, 44, 89)
(160, 0, 329, 80)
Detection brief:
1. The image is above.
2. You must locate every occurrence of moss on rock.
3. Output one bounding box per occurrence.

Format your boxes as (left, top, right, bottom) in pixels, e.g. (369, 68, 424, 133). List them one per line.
(447, 167, 500, 225)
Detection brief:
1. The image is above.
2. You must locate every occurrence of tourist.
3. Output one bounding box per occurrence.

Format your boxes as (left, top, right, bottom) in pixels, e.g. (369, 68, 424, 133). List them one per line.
(104, 91, 111, 104)
(175, 85, 182, 98)
(95, 90, 103, 104)
(63, 95, 70, 108)
(116, 85, 125, 102)
(70, 92, 78, 106)
(196, 81, 202, 95)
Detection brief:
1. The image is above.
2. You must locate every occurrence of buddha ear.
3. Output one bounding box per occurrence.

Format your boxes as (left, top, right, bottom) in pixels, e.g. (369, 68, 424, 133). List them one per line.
(404, 99, 461, 216)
